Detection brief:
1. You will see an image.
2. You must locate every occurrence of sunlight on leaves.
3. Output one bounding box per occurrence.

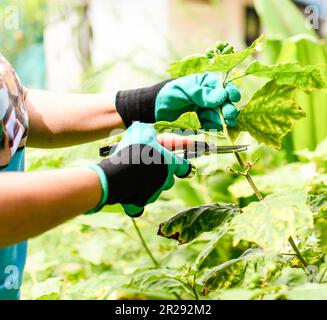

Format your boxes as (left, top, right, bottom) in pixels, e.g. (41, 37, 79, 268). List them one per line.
(229, 163, 318, 198)
(232, 188, 313, 251)
(202, 248, 265, 294)
(168, 35, 264, 77)
(234, 80, 306, 148)
(158, 203, 240, 244)
(154, 112, 201, 133)
(245, 61, 327, 92)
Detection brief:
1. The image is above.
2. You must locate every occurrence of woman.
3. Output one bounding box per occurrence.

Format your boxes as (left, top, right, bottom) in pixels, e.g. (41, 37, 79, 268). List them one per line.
(0, 54, 240, 299)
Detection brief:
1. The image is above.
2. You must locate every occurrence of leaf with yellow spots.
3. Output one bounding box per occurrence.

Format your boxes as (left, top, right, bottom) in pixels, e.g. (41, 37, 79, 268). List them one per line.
(232, 188, 313, 251)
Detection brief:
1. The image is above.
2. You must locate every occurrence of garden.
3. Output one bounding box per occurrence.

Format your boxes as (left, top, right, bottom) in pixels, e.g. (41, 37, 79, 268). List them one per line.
(0, 0, 326, 300)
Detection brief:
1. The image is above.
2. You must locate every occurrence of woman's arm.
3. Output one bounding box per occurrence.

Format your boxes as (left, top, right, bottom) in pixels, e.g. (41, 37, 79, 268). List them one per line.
(0, 168, 102, 247)
(26, 90, 125, 148)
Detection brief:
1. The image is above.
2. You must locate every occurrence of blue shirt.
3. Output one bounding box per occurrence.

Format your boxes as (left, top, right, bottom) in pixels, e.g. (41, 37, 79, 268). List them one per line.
(0, 54, 29, 300)
(0, 148, 27, 300)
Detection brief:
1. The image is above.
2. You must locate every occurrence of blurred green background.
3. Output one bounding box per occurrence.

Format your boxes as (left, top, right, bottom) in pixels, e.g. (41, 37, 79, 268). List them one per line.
(0, 0, 326, 300)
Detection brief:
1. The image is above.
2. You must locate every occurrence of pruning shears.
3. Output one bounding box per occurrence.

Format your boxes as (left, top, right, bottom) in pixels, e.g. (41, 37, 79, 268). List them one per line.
(99, 139, 248, 217)
(100, 140, 248, 160)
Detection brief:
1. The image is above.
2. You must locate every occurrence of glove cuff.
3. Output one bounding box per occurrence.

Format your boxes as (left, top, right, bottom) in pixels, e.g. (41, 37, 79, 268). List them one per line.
(115, 80, 172, 127)
(83, 164, 109, 215)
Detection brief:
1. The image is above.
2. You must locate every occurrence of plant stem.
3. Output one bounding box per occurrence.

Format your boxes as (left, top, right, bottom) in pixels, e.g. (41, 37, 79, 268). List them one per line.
(131, 218, 159, 267)
(167, 276, 198, 300)
(217, 107, 308, 269)
(131, 220, 193, 300)
(191, 274, 200, 300)
(192, 227, 228, 272)
(222, 71, 231, 87)
(234, 151, 264, 201)
(319, 267, 327, 283)
(228, 73, 249, 83)
(288, 236, 308, 268)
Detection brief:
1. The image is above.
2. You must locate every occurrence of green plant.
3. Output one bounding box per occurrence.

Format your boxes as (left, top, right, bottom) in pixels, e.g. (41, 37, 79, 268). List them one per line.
(0, 0, 47, 61)
(23, 35, 327, 300)
(206, 41, 235, 59)
(118, 35, 326, 299)
(254, 0, 327, 152)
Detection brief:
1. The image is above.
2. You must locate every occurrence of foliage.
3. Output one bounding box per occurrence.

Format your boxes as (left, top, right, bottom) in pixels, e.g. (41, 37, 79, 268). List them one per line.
(202, 248, 265, 294)
(154, 112, 201, 133)
(168, 35, 264, 77)
(232, 188, 313, 251)
(254, 0, 327, 151)
(22, 32, 327, 300)
(254, 0, 317, 38)
(0, 0, 48, 61)
(158, 203, 240, 244)
(245, 61, 327, 92)
(235, 80, 305, 148)
(101, 112, 203, 149)
(229, 162, 318, 198)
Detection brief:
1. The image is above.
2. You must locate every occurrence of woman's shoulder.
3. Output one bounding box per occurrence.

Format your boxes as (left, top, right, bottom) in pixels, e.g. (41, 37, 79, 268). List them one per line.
(0, 54, 29, 168)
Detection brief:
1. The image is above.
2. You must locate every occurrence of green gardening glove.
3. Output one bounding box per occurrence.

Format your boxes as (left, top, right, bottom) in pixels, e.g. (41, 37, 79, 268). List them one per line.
(87, 122, 191, 217)
(115, 73, 241, 130)
(155, 73, 240, 130)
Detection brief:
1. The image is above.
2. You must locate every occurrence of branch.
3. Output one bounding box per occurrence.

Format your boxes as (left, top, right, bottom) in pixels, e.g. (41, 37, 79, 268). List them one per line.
(288, 236, 308, 268)
(217, 107, 308, 269)
(228, 73, 249, 83)
(132, 219, 201, 299)
(192, 227, 228, 272)
(218, 108, 263, 200)
(131, 218, 159, 267)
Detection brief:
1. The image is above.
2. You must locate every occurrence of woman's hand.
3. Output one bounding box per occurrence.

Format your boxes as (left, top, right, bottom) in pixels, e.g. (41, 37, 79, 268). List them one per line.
(116, 73, 241, 130)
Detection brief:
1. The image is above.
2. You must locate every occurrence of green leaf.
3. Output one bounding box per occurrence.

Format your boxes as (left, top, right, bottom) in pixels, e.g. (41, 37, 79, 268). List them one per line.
(270, 35, 327, 151)
(245, 61, 327, 91)
(133, 268, 187, 290)
(254, 0, 317, 38)
(99, 112, 201, 148)
(108, 288, 176, 300)
(232, 188, 313, 251)
(158, 203, 240, 244)
(192, 228, 229, 272)
(100, 132, 125, 148)
(31, 278, 63, 300)
(296, 137, 327, 162)
(229, 163, 318, 198)
(63, 273, 127, 300)
(202, 248, 265, 294)
(285, 284, 327, 300)
(209, 288, 257, 300)
(235, 80, 306, 148)
(164, 180, 207, 207)
(168, 55, 209, 78)
(315, 214, 327, 252)
(168, 35, 264, 77)
(75, 212, 129, 231)
(274, 267, 307, 287)
(154, 112, 201, 133)
(129, 268, 196, 299)
(308, 193, 327, 216)
(75, 233, 113, 265)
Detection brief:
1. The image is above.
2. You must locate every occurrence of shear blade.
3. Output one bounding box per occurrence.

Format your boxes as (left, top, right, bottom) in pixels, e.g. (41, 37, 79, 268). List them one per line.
(179, 144, 249, 159)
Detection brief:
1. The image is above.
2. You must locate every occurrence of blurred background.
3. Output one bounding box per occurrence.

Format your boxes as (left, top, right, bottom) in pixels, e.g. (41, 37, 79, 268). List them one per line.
(0, 0, 326, 300)
(1, 0, 326, 150)
(0, 0, 325, 88)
